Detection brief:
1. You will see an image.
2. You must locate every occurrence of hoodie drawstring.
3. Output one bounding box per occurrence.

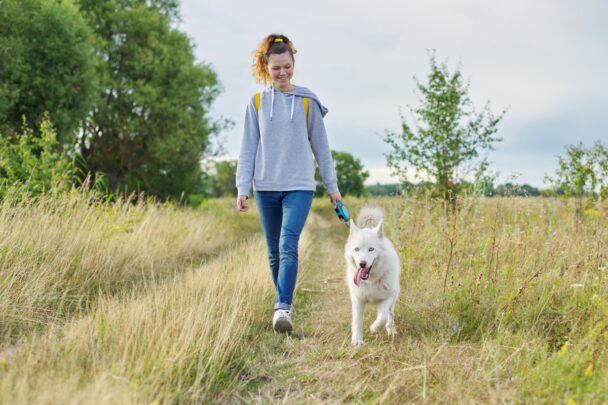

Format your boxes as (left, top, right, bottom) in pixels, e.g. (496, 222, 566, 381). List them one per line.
(269, 86, 296, 122)
(270, 86, 274, 120)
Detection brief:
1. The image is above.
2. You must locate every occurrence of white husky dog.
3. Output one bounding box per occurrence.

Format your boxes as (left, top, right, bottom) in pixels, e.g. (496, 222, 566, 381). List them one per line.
(344, 206, 401, 345)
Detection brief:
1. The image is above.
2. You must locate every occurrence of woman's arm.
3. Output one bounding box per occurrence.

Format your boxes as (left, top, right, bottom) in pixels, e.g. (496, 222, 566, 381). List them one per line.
(236, 96, 260, 198)
(308, 100, 340, 202)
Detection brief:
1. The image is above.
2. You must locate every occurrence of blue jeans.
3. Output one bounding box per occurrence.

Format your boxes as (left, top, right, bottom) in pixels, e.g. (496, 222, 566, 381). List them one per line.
(254, 190, 314, 311)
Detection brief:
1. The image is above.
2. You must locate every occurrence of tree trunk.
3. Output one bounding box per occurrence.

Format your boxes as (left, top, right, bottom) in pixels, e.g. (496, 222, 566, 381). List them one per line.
(576, 196, 583, 221)
(443, 177, 457, 216)
(105, 170, 127, 193)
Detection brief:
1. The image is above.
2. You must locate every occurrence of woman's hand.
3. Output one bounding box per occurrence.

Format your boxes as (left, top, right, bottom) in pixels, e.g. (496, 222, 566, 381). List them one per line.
(329, 191, 342, 208)
(237, 195, 249, 212)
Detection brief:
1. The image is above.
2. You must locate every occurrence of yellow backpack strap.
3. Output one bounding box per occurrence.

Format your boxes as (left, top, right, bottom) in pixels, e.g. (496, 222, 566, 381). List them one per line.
(302, 96, 309, 129)
(255, 92, 308, 127)
(254, 92, 261, 112)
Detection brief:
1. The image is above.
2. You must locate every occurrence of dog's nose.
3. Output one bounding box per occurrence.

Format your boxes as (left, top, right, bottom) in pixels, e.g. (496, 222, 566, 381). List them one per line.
(359, 260, 367, 268)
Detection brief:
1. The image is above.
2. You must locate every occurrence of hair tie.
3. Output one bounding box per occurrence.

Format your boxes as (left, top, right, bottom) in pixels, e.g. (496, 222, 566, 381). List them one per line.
(274, 38, 284, 43)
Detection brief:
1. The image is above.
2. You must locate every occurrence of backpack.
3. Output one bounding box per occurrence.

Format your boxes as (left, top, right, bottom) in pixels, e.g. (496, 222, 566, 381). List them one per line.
(254, 92, 309, 129)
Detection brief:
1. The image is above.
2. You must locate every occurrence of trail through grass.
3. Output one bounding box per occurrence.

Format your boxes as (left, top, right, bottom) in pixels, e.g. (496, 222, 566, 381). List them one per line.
(226, 198, 608, 404)
(227, 202, 440, 403)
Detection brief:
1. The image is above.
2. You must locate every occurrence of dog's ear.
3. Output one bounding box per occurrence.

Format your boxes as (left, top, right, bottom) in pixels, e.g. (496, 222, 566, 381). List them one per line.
(372, 219, 384, 239)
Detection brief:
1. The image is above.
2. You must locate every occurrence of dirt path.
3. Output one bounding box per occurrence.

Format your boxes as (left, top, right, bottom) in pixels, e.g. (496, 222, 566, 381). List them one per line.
(228, 208, 422, 404)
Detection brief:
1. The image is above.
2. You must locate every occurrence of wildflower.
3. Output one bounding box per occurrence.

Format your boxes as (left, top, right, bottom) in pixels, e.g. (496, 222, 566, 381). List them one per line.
(584, 363, 594, 376)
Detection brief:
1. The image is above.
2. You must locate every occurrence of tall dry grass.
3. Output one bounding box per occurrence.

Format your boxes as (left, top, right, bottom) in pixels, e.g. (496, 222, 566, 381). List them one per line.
(0, 191, 258, 342)
(236, 196, 607, 403)
(0, 192, 313, 404)
(348, 196, 608, 402)
(0, 236, 275, 404)
(1, 193, 606, 403)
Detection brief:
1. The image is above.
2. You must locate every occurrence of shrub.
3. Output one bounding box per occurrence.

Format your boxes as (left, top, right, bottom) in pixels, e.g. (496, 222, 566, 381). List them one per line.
(0, 116, 75, 199)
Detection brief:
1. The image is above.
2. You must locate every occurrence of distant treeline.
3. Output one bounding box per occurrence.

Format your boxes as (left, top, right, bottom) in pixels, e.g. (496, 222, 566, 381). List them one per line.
(365, 182, 563, 197)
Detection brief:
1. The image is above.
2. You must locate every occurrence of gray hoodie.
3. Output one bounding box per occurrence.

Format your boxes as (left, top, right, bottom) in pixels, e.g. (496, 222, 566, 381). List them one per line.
(236, 85, 339, 197)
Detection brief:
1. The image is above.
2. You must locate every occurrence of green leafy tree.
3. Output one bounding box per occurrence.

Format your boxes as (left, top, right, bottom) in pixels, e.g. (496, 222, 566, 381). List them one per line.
(315, 150, 369, 197)
(384, 53, 505, 212)
(76, 0, 226, 198)
(211, 160, 237, 197)
(592, 141, 608, 201)
(0, 117, 75, 199)
(476, 175, 497, 197)
(0, 0, 97, 143)
(547, 141, 608, 219)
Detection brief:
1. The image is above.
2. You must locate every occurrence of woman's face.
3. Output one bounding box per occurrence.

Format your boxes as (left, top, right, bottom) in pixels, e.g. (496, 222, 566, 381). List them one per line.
(267, 52, 294, 87)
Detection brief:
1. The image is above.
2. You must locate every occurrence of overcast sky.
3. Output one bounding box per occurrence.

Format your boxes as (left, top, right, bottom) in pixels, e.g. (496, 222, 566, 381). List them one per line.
(178, 0, 607, 187)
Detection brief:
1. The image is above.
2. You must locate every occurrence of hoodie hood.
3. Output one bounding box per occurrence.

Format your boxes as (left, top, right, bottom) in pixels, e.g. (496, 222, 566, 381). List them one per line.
(265, 85, 328, 121)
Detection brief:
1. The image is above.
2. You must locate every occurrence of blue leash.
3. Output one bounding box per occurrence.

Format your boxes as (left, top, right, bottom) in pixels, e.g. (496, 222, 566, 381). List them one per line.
(334, 201, 350, 228)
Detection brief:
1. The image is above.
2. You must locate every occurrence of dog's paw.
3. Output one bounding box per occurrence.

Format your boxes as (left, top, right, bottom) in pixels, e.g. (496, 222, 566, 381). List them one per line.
(370, 321, 381, 334)
(351, 337, 364, 346)
(386, 325, 397, 336)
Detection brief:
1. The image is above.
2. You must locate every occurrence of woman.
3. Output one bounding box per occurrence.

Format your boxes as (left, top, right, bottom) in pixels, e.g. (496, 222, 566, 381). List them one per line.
(236, 34, 341, 333)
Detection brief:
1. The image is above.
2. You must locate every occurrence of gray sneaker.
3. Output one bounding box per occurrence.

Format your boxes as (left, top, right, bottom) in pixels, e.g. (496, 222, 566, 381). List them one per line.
(272, 309, 292, 333)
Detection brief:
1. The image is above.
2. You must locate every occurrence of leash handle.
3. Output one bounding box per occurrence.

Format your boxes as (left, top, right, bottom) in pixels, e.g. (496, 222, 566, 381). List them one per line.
(335, 201, 350, 227)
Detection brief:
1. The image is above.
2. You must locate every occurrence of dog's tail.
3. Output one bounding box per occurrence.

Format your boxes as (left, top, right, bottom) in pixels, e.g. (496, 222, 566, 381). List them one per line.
(356, 206, 384, 229)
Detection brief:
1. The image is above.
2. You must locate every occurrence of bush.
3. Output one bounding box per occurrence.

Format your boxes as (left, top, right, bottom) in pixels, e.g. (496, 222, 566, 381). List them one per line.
(0, 116, 75, 199)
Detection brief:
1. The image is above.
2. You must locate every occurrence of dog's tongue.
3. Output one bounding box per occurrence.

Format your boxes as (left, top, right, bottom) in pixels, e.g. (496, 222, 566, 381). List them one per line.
(353, 267, 370, 286)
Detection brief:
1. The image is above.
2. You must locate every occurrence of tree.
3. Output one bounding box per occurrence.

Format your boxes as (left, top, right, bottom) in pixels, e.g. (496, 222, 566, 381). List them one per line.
(546, 141, 608, 219)
(315, 150, 369, 197)
(384, 53, 505, 212)
(211, 160, 237, 197)
(75, 0, 225, 198)
(592, 141, 608, 201)
(0, 0, 97, 144)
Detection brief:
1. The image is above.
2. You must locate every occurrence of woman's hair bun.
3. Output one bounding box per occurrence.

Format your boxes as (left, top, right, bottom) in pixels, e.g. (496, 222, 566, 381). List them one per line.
(252, 34, 297, 85)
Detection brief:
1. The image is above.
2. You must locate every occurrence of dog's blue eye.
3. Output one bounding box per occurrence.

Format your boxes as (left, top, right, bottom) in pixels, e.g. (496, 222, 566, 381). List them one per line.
(369, 247, 375, 252)
(354, 247, 359, 252)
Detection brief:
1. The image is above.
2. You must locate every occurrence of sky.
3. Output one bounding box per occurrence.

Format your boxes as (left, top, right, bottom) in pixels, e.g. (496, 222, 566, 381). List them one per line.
(177, 0, 608, 187)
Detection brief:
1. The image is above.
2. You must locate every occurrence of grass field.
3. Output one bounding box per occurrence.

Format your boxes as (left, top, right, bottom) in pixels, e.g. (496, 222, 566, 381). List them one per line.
(0, 192, 606, 403)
